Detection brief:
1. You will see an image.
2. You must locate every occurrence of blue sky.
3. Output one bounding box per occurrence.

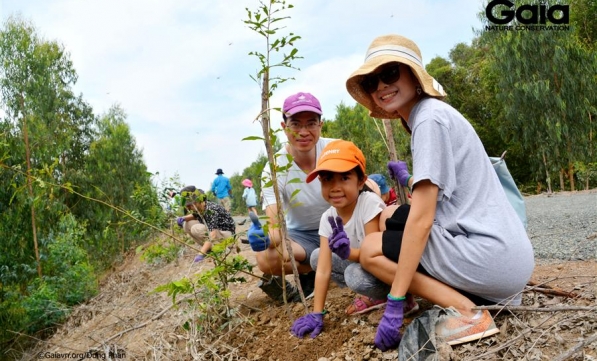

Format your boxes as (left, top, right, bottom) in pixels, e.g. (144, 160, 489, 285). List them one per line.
(0, 0, 484, 192)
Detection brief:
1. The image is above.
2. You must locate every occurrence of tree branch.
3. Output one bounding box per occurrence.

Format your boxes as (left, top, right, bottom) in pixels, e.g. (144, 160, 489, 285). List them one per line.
(552, 332, 597, 361)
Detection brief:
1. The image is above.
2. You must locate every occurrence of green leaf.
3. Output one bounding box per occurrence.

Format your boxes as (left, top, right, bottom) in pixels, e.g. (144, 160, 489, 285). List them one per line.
(242, 135, 264, 141)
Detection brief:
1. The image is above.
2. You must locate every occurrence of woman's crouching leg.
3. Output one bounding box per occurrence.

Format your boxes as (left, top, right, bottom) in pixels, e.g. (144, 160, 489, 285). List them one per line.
(345, 262, 390, 300)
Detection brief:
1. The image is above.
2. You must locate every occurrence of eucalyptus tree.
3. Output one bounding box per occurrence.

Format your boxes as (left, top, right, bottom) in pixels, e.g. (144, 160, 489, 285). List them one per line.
(0, 16, 100, 348)
(72, 105, 159, 262)
(480, 0, 597, 191)
(0, 16, 96, 277)
(570, 0, 597, 47)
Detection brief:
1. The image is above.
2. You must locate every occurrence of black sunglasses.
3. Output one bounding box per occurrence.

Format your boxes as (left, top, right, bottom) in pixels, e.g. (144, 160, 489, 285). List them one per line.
(360, 64, 401, 94)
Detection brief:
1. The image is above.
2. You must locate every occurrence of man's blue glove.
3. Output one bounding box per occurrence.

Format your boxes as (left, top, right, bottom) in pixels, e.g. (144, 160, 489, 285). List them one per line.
(387, 161, 412, 187)
(374, 295, 404, 351)
(248, 212, 270, 252)
(176, 217, 185, 228)
(291, 312, 324, 338)
(328, 216, 351, 260)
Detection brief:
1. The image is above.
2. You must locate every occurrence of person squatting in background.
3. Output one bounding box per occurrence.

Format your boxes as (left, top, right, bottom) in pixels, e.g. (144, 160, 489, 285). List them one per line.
(241, 178, 258, 216)
(176, 186, 236, 263)
(212, 168, 232, 212)
(345, 34, 534, 350)
(290, 140, 419, 339)
(247, 92, 335, 302)
(165, 189, 183, 214)
(368, 173, 398, 206)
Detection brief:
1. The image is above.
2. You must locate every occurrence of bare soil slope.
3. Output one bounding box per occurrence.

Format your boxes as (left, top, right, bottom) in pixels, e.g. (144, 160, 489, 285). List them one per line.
(17, 200, 597, 361)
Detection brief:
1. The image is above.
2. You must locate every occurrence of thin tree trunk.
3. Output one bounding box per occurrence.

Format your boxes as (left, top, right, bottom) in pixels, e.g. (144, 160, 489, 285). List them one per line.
(559, 169, 565, 191)
(588, 112, 593, 190)
(20, 94, 42, 278)
(382, 119, 408, 205)
(542, 150, 552, 194)
(567, 140, 575, 191)
(568, 162, 575, 191)
(260, 73, 302, 305)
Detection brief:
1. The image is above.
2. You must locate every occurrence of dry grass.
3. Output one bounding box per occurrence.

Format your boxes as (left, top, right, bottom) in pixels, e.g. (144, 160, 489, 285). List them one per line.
(11, 237, 597, 361)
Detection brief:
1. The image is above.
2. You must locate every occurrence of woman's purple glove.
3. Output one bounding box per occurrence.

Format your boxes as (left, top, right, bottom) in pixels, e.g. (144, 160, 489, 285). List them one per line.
(387, 161, 411, 187)
(248, 212, 270, 252)
(176, 217, 185, 228)
(374, 296, 404, 351)
(328, 216, 351, 260)
(291, 312, 324, 338)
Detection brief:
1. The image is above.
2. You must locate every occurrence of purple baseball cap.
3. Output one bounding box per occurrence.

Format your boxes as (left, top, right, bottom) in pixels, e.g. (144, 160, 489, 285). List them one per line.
(283, 92, 323, 117)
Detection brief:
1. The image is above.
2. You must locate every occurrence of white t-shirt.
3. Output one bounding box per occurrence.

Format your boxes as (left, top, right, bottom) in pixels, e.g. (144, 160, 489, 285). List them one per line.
(318, 192, 386, 248)
(261, 138, 335, 231)
(408, 98, 534, 304)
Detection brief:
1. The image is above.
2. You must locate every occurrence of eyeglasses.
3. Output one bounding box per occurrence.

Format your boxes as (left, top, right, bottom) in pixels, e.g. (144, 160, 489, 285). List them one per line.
(360, 64, 401, 94)
(285, 121, 321, 132)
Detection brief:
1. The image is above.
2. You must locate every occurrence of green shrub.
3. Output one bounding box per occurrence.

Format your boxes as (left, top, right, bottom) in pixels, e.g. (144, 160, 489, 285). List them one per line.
(9, 215, 98, 337)
(154, 236, 253, 333)
(0, 289, 27, 346)
(21, 281, 69, 334)
(42, 215, 98, 305)
(138, 241, 181, 265)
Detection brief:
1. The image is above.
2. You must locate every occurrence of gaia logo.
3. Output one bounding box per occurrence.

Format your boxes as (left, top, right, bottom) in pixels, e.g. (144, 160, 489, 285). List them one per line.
(485, 0, 570, 31)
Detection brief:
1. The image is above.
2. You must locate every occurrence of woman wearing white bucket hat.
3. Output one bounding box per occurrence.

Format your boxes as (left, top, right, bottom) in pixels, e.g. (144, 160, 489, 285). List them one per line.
(346, 34, 534, 350)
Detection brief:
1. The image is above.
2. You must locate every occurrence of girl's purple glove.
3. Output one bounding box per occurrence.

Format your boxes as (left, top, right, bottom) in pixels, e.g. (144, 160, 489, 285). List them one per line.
(328, 216, 351, 260)
(387, 161, 411, 187)
(176, 217, 185, 228)
(291, 312, 324, 338)
(374, 296, 404, 351)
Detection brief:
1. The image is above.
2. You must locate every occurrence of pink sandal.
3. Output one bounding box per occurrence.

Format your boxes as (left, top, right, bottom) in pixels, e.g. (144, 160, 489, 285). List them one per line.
(346, 295, 387, 315)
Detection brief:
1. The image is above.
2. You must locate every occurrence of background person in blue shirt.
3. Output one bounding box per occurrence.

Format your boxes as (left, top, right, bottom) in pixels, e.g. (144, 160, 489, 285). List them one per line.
(211, 168, 232, 211)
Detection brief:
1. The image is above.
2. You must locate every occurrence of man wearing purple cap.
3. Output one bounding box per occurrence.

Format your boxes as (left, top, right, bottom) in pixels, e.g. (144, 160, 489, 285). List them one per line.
(248, 92, 335, 302)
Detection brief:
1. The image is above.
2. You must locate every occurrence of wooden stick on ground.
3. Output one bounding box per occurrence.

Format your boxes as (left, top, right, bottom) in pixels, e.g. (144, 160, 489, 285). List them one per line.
(466, 314, 556, 361)
(552, 332, 597, 361)
(526, 280, 579, 298)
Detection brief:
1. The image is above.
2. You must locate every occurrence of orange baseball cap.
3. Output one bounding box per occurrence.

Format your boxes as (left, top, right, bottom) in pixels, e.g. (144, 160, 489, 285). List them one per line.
(306, 140, 367, 183)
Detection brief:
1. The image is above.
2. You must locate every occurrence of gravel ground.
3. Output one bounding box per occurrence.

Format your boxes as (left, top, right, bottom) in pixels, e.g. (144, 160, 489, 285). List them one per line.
(525, 190, 597, 261)
(235, 191, 597, 261)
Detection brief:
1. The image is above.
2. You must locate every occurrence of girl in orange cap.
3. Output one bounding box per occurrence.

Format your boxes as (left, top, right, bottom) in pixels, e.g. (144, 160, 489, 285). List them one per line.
(290, 140, 418, 339)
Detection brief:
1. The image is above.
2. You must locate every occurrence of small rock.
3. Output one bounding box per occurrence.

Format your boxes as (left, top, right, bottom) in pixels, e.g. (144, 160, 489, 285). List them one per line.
(382, 352, 398, 359)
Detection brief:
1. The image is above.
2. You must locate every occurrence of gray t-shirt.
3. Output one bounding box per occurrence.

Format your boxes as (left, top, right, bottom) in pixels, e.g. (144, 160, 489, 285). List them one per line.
(408, 98, 534, 305)
(261, 137, 335, 231)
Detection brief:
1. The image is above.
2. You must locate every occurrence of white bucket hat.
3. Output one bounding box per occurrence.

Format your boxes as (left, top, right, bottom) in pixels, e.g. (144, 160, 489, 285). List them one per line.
(346, 34, 447, 119)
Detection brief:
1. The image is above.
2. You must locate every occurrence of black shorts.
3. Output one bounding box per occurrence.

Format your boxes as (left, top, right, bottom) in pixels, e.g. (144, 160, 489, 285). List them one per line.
(381, 204, 414, 263)
(381, 204, 495, 306)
